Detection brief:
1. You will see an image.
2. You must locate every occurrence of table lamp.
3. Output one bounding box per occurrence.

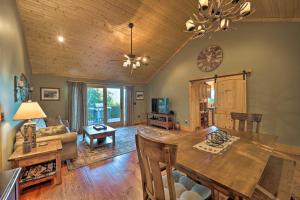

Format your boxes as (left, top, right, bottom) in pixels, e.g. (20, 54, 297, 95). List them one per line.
(13, 101, 47, 153)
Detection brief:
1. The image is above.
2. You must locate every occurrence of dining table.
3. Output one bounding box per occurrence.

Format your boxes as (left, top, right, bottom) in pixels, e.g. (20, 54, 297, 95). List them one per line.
(163, 126, 278, 200)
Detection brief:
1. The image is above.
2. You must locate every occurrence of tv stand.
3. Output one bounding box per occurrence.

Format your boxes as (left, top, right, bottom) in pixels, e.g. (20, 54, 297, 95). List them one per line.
(147, 113, 174, 130)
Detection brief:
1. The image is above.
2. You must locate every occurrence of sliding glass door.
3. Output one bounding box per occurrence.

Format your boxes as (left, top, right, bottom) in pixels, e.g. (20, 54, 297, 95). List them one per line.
(107, 88, 122, 123)
(87, 87, 104, 125)
(87, 86, 124, 127)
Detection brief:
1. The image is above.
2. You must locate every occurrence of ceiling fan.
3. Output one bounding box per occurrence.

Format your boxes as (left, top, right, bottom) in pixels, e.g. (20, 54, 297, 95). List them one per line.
(111, 23, 150, 74)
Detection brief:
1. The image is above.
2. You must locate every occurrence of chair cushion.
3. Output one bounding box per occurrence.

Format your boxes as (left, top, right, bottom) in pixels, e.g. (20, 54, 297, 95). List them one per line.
(191, 184, 211, 200)
(179, 175, 197, 190)
(180, 191, 204, 200)
(162, 171, 211, 200)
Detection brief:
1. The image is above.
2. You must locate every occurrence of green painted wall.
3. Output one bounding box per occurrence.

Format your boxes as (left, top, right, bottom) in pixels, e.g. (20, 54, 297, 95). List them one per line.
(31, 74, 147, 124)
(147, 22, 300, 146)
(31, 75, 69, 119)
(0, 0, 31, 170)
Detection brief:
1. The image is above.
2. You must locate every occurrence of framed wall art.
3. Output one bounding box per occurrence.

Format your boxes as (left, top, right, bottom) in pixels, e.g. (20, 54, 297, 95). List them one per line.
(136, 91, 144, 100)
(40, 88, 60, 101)
(14, 73, 30, 102)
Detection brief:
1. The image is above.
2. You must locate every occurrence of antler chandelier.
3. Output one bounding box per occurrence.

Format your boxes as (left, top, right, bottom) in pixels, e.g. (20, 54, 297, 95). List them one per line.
(122, 23, 149, 73)
(185, 0, 254, 39)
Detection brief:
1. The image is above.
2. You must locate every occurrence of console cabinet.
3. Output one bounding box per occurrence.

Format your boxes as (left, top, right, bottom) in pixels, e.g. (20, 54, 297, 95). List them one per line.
(147, 113, 174, 130)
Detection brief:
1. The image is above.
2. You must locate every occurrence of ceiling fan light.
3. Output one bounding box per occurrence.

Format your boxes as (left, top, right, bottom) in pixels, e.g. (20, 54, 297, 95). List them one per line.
(142, 56, 148, 64)
(120, 23, 148, 74)
(136, 61, 141, 67)
(186, 19, 196, 31)
(240, 2, 251, 16)
(199, 0, 209, 10)
(220, 18, 230, 30)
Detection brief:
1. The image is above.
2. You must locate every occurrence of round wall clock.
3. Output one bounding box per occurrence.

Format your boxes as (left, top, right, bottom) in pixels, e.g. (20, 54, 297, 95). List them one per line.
(197, 45, 223, 72)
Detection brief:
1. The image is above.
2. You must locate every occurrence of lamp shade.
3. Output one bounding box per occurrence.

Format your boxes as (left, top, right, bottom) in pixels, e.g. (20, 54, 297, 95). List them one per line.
(13, 101, 47, 120)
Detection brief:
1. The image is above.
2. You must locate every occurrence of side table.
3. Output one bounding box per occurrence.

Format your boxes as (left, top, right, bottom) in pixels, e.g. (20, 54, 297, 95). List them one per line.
(8, 140, 62, 192)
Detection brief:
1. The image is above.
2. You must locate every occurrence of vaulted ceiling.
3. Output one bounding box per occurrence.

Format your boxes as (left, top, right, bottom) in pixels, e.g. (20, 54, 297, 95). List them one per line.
(17, 0, 300, 84)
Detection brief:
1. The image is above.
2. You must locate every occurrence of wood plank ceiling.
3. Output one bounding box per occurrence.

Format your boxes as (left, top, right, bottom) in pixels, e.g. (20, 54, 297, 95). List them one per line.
(17, 0, 300, 84)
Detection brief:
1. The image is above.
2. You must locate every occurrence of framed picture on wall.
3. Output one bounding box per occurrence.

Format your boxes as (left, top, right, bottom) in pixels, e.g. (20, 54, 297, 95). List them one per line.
(40, 87, 60, 101)
(136, 91, 144, 100)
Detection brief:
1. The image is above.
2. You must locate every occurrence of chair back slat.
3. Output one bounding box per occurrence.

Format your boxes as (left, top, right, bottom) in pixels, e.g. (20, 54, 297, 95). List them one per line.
(149, 159, 165, 199)
(231, 112, 262, 133)
(141, 154, 154, 195)
(135, 133, 177, 200)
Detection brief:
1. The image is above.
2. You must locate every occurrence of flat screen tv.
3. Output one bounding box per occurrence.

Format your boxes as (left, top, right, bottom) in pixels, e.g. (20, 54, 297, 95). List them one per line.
(151, 98, 169, 114)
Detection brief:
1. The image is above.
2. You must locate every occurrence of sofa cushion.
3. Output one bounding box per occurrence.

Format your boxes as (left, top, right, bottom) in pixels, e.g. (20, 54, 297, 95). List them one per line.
(38, 125, 67, 136)
(44, 117, 63, 126)
(36, 132, 77, 144)
(15, 131, 77, 147)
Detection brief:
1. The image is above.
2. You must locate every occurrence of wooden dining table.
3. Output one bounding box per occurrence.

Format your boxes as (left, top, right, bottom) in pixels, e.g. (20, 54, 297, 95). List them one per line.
(163, 126, 278, 200)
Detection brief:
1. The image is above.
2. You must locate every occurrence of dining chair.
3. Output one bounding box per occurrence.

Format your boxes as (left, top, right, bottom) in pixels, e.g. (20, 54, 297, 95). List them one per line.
(230, 112, 262, 133)
(251, 155, 296, 200)
(135, 133, 211, 200)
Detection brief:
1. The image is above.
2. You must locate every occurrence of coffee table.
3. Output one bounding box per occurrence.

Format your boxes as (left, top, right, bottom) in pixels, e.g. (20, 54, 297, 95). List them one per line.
(82, 125, 116, 150)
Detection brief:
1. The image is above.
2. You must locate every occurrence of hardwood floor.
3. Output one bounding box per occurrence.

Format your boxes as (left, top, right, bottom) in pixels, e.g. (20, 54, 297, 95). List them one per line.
(20, 152, 143, 200)
(20, 151, 300, 200)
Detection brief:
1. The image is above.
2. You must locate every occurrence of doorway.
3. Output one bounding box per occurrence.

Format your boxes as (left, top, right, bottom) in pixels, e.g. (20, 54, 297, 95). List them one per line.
(189, 73, 247, 131)
(87, 86, 124, 127)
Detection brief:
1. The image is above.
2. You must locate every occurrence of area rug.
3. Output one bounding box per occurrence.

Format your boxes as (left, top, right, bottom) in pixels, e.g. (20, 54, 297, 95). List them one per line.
(67, 125, 173, 170)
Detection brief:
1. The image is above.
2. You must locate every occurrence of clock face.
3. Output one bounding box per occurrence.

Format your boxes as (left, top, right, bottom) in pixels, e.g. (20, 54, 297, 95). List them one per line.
(197, 46, 223, 72)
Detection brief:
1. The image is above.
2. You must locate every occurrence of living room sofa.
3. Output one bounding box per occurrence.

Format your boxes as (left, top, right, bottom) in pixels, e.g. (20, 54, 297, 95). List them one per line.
(15, 118, 78, 161)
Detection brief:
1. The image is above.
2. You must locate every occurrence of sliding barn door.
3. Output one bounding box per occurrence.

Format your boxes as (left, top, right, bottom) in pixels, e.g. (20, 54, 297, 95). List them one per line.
(215, 75, 247, 129)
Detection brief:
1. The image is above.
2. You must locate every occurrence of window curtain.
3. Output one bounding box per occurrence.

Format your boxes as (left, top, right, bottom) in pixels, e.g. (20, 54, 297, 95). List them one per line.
(125, 86, 134, 126)
(68, 82, 87, 133)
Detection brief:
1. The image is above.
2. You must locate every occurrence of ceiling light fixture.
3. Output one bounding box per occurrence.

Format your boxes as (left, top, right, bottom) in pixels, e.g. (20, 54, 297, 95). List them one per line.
(57, 35, 64, 43)
(122, 23, 149, 74)
(185, 0, 255, 39)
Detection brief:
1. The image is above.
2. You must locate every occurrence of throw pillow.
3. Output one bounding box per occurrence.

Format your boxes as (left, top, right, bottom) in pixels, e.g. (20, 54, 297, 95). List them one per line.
(38, 125, 67, 136)
(45, 117, 63, 126)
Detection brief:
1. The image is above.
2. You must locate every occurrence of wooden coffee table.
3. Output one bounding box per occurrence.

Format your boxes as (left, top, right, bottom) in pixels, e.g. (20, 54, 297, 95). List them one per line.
(8, 140, 62, 192)
(82, 125, 116, 150)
